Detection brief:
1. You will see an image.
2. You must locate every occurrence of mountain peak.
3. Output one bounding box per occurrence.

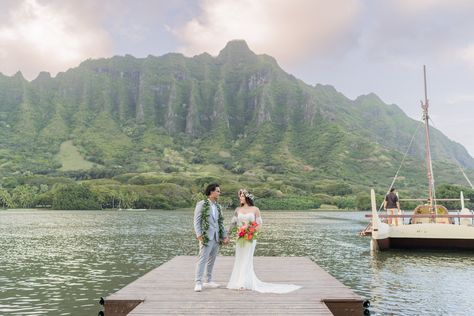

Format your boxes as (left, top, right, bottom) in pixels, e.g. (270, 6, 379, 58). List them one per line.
(13, 71, 25, 80)
(33, 71, 51, 81)
(218, 40, 257, 62)
(355, 92, 384, 104)
(221, 39, 251, 51)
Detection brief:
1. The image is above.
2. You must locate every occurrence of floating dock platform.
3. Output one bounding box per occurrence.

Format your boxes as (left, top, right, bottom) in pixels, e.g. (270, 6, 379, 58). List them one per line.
(104, 256, 365, 315)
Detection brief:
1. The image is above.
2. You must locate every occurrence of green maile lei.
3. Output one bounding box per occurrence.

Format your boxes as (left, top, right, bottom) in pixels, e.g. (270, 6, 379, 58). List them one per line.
(200, 199, 225, 247)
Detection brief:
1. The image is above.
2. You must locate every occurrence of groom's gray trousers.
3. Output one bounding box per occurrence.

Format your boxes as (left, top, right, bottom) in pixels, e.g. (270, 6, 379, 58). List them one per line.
(195, 239, 219, 284)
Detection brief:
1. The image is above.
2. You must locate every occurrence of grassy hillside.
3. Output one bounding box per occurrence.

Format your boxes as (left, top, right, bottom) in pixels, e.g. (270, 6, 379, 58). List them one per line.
(57, 141, 95, 171)
(0, 40, 473, 210)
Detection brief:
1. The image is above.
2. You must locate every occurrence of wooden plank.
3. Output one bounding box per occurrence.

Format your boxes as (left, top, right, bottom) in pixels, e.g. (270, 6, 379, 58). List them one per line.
(104, 256, 364, 316)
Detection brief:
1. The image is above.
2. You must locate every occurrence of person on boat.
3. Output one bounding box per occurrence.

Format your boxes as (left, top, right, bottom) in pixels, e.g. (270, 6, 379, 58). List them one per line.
(384, 188, 401, 226)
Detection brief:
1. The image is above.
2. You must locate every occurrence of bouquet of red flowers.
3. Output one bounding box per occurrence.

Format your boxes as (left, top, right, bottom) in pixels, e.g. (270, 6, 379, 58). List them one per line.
(235, 220, 259, 245)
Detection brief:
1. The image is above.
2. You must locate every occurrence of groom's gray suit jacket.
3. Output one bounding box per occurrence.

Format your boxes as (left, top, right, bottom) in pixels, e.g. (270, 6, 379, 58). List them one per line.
(194, 200, 227, 241)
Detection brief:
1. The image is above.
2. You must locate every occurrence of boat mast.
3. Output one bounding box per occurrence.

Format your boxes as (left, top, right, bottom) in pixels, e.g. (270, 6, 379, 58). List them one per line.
(421, 65, 435, 220)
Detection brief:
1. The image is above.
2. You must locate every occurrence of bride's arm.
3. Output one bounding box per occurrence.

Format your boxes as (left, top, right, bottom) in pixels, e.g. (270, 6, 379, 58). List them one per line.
(228, 207, 239, 233)
(255, 208, 262, 227)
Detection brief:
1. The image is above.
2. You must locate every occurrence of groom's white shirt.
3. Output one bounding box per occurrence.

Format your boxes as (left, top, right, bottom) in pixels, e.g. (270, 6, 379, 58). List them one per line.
(210, 201, 217, 220)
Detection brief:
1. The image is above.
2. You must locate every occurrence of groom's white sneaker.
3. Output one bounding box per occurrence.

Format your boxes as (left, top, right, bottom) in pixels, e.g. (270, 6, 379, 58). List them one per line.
(194, 283, 202, 292)
(203, 282, 220, 288)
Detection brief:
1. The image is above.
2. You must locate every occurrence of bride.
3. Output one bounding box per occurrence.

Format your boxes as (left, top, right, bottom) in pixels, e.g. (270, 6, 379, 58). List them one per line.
(227, 189, 301, 293)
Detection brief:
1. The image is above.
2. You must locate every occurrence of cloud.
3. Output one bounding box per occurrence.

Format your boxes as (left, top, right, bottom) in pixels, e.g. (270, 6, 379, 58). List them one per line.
(0, 0, 113, 80)
(173, 0, 362, 66)
(104, 0, 187, 43)
(362, 1, 474, 68)
(457, 44, 474, 68)
(389, 0, 474, 14)
(445, 93, 474, 105)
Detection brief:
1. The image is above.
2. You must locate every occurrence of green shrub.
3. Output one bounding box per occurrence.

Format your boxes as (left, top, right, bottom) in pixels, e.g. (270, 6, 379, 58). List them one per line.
(51, 183, 101, 210)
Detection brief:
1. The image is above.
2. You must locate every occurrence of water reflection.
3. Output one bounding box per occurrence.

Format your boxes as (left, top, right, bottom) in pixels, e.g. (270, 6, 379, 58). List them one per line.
(0, 209, 473, 315)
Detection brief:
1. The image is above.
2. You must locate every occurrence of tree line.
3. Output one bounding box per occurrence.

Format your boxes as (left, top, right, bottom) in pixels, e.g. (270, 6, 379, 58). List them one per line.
(0, 183, 472, 211)
(0, 183, 191, 210)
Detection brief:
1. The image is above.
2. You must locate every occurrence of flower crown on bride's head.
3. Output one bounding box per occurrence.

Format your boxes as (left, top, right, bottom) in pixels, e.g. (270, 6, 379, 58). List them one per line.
(238, 189, 254, 202)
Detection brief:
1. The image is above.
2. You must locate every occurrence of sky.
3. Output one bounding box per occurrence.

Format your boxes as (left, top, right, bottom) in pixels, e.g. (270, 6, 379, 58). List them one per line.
(0, 0, 473, 156)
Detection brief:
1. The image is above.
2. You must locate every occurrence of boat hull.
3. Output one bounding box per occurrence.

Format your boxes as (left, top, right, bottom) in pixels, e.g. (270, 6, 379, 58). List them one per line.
(372, 223, 474, 251)
(376, 237, 474, 251)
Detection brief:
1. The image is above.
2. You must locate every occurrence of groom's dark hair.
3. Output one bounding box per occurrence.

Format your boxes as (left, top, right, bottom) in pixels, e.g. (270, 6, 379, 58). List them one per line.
(205, 183, 220, 196)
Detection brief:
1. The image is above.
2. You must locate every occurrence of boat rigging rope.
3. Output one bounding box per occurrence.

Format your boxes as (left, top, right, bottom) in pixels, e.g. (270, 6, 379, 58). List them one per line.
(360, 121, 423, 235)
(378, 119, 424, 212)
(428, 117, 474, 190)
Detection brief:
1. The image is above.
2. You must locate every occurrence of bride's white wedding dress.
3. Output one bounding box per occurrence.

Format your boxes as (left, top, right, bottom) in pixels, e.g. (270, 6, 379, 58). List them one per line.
(227, 212, 301, 293)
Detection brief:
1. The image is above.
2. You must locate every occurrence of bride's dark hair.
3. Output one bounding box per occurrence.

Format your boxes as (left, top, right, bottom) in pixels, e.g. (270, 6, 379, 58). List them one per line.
(239, 189, 254, 207)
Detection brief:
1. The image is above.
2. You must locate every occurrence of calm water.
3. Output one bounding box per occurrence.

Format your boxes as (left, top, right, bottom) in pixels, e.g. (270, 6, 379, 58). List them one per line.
(1, 209, 473, 315)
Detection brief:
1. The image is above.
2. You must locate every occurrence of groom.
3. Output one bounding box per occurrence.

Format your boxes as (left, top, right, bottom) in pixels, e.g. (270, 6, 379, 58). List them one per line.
(194, 183, 229, 292)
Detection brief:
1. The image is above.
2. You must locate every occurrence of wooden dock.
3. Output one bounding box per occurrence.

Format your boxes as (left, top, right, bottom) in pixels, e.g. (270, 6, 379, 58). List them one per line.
(104, 256, 365, 315)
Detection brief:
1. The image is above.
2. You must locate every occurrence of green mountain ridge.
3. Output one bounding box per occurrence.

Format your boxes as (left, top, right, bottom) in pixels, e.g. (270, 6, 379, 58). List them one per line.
(0, 40, 473, 210)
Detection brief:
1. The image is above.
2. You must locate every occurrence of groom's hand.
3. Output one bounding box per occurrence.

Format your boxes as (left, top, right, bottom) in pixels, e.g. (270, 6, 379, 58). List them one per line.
(196, 235, 203, 242)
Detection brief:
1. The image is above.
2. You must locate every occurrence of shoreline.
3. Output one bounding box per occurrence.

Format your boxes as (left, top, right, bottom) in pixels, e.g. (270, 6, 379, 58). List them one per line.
(0, 207, 365, 212)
